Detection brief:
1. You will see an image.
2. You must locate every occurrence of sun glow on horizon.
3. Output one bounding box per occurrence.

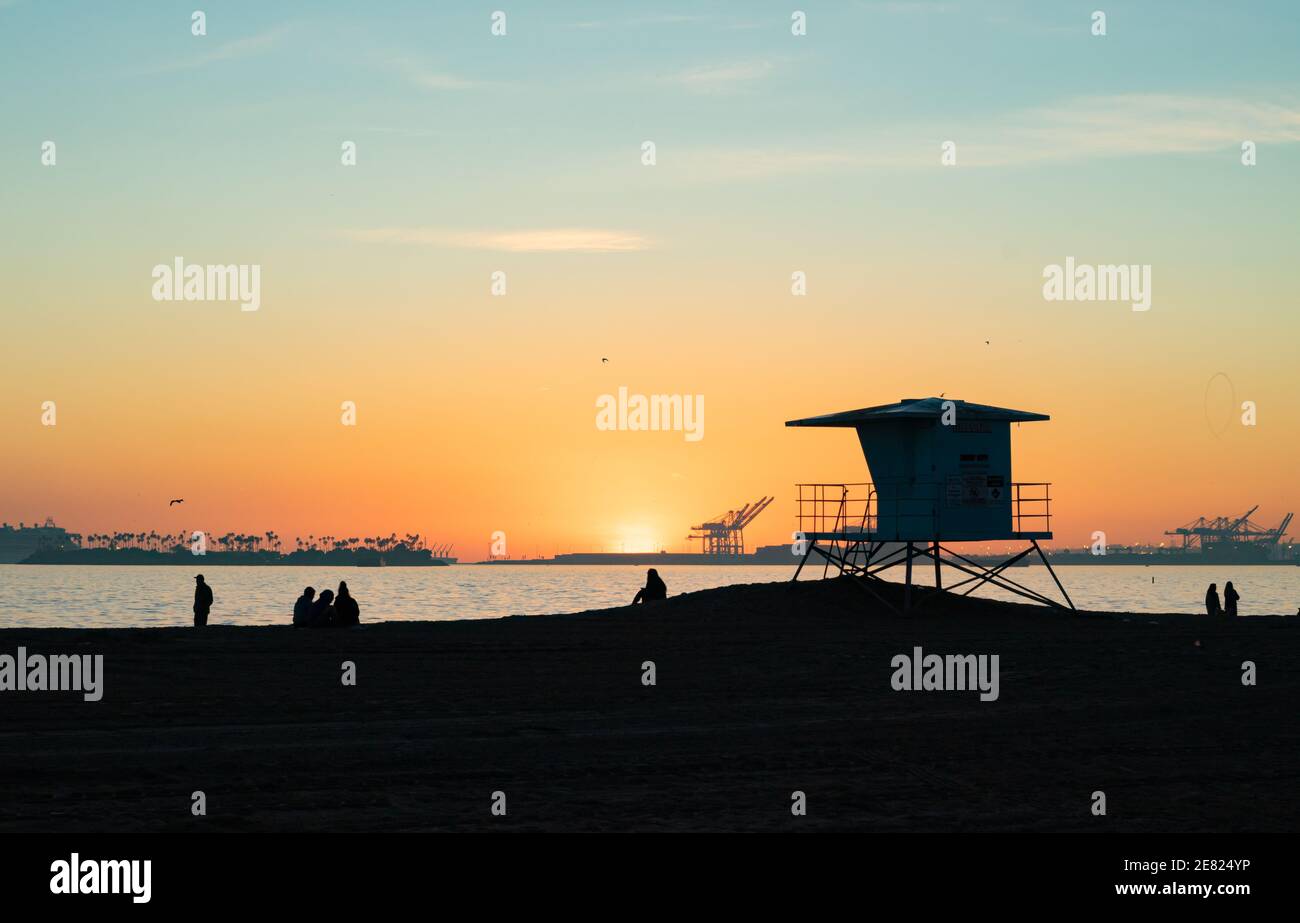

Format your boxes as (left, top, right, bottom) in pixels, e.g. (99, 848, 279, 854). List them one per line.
(614, 527, 660, 555)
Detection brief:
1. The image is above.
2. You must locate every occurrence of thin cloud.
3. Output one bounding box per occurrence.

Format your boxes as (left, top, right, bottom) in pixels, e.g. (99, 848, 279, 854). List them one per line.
(565, 14, 711, 30)
(651, 147, 862, 183)
(629, 14, 711, 26)
(393, 58, 480, 91)
(962, 94, 1300, 166)
(663, 60, 775, 91)
(135, 26, 288, 75)
(657, 93, 1300, 180)
(342, 227, 652, 253)
(857, 1, 959, 12)
(344, 126, 440, 138)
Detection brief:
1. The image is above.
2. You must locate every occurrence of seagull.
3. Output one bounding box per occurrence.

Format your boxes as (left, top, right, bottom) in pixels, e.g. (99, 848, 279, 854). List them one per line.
(169, 499, 184, 506)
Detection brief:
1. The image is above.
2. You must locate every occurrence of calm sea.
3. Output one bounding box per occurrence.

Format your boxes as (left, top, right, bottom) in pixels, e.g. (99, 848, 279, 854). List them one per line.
(0, 564, 1295, 629)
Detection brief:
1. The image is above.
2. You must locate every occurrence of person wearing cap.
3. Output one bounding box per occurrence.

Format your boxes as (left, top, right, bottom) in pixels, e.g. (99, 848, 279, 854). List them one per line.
(193, 574, 214, 627)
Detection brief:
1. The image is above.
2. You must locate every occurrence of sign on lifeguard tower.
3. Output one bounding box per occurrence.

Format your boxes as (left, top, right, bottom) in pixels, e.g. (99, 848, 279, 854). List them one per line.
(786, 397, 1073, 611)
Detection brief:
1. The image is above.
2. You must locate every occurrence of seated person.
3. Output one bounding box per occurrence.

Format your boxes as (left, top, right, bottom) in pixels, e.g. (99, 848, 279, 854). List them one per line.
(334, 581, 360, 626)
(632, 568, 667, 605)
(293, 587, 316, 627)
(308, 589, 336, 627)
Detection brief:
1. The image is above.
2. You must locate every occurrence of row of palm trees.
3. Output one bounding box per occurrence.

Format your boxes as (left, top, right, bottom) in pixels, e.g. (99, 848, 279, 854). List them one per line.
(72, 531, 284, 552)
(293, 532, 428, 553)
(70, 531, 450, 555)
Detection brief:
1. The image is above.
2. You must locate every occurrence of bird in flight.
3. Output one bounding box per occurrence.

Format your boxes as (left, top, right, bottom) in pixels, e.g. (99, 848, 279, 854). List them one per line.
(601, 357, 609, 363)
(169, 499, 184, 506)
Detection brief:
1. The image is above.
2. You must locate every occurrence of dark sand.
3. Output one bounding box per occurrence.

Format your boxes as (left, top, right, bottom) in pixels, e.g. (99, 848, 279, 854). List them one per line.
(1, 578, 1295, 832)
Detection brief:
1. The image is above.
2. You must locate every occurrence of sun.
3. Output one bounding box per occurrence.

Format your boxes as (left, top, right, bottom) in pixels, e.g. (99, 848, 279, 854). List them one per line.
(616, 527, 658, 554)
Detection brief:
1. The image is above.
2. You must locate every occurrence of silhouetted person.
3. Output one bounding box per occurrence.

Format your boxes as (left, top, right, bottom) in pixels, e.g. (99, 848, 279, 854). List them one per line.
(293, 586, 316, 627)
(1205, 583, 1221, 617)
(193, 574, 213, 627)
(334, 581, 360, 626)
(632, 568, 667, 605)
(308, 589, 335, 627)
(1224, 581, 1240, 618)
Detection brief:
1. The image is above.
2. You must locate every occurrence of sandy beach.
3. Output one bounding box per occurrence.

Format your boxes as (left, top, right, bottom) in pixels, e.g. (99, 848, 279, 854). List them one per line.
(1, 578, 1295, 833)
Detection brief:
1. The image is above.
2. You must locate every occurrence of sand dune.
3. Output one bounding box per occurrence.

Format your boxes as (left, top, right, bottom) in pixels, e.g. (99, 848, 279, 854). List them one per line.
(0, 578, 1294, 832)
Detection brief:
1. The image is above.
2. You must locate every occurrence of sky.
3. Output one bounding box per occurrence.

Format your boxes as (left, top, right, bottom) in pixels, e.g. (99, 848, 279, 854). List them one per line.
(1, 0, 1298, 558)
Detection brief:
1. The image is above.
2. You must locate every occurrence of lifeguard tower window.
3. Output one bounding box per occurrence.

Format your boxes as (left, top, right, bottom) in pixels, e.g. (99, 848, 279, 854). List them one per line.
(785, 397, 1072, 611)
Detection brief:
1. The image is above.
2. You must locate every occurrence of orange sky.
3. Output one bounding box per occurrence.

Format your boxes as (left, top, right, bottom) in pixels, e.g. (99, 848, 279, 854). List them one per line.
(3, 257, 1295, 559)
(3, 3, 1298, 559)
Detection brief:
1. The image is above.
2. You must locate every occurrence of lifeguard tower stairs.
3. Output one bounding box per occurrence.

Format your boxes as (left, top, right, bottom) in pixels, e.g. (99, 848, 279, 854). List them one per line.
(786, 397, 1074, 612)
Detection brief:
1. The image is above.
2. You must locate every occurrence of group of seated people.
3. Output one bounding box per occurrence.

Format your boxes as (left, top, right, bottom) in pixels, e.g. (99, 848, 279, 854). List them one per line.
(293, 581, 361, 627)
(292, 569, 665, 628)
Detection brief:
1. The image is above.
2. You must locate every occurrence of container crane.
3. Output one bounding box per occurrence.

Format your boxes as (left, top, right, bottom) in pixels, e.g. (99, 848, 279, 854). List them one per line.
(687, 496, 774, 556)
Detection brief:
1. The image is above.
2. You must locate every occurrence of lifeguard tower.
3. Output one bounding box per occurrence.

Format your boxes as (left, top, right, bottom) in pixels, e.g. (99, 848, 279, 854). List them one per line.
(786, 397, 1074, 611)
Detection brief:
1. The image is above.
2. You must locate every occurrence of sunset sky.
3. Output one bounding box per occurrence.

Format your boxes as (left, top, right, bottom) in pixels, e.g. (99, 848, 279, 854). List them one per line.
(2, 1, 1298, 558)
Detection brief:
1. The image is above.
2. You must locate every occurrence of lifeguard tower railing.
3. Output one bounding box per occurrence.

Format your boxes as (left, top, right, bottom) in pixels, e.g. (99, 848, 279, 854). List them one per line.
(792, 482, 1072, 611)
(795, 482, 1053, 539)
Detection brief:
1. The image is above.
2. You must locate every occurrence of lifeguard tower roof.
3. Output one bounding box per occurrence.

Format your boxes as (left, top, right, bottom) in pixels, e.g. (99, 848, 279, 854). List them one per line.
(786, 397, 1048, 428)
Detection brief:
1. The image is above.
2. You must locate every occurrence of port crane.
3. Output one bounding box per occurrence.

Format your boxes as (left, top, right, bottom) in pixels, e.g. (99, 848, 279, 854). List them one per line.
(687, 496, 774, 556)
(1164, 506, 1293, 553)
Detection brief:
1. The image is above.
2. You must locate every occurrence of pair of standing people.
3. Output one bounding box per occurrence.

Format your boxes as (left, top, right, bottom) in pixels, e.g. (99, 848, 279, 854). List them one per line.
(1205, 581, 1239, 617)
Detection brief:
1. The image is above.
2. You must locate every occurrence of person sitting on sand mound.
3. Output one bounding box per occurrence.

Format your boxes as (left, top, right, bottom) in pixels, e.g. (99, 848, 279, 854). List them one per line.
(334, 581, 360, 626)
(632, 568, 667, 605)
(293, 587, 316, 627)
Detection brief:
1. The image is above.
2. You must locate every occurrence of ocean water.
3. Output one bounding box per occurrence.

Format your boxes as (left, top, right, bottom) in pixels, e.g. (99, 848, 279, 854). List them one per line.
(0, 563, 1295, 629)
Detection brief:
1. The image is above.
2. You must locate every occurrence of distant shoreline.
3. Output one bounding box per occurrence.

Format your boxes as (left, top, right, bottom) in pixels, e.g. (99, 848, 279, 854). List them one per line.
(14, 549, 453, 567)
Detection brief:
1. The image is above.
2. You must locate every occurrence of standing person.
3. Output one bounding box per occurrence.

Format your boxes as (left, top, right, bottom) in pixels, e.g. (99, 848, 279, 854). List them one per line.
(293, 587, 316, 626)
(632, 568, 667, 605)
(193, 574, 214, 627)
(334, 581, 360, 626)
(1204, 583, 1221, 617)
(1224, 581, 1240, 618)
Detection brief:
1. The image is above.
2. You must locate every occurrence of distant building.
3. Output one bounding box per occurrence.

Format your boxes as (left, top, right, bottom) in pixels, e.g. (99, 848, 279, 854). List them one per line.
(0, 517, 79, 564)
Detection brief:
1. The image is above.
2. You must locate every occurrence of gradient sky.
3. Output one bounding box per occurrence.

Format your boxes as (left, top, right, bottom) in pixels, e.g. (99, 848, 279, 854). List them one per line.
(2, 0, 1298, 558)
